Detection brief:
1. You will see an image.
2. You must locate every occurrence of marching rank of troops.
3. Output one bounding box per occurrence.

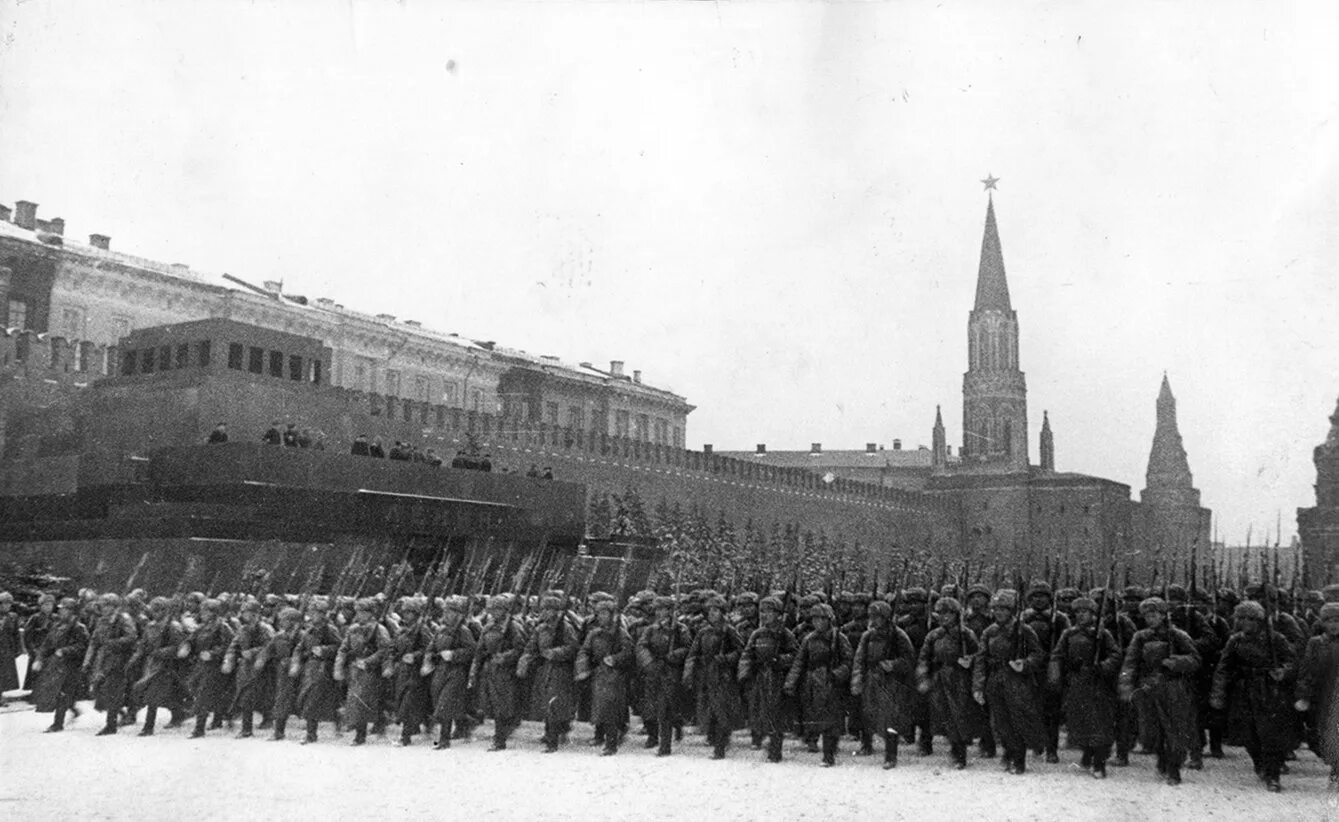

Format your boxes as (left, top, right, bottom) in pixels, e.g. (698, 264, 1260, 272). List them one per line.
(2, 578, 1335, 795)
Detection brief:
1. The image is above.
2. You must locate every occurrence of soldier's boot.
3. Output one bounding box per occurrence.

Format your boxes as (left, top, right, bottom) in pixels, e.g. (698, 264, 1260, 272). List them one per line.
(805, 733, 820, 753)
(209, 712, 225, 730)
(164, 709, 185, 729)
(673, 723, 684, 742)
(398, 727, 413, 747)
(589, 727, 606, 747)
(139, 706, 157, 737)
(857, 730, 874, 756)
(643, 721, 660, 749)
(1155, 750, 1168, 776)
(821, 733, 838, 767)
(189, 713, 208, 739)
(766, 734, 784, 763)
(1208, 728, 1224, 759)
(711, 729, 727, 760)
(1080, 748, 1093, 768)
(656, 722, 673, 757)
(1186, 748, 1203, 770)
(1263, 762, 1281, 793)
(97, 711, 119, 736)
(257, 713, 273, 731)
(751, 731, 764, 750)
(544, 721, 562, 753)
(271, 717, 287, 741)
(1045, 723, 1060, 763)
(433, 726, 452, 750)
(1013, 751, 1027, 775)
(48, 702, 69, 732)
(1113, 751, 1130, 767)
(917, 724, 933, 756)
(1165, 760, 1182, 786)
(883, 732, 899, 770)
(951, 741, 968, 770)
(121, 709, 138, 727)
(979, 731, 997, 759)
(1045, 747, 1060, 764)
(350, 724, 367, 746)
(238, 711, 254, 739)
(301, 718, 318, 744)
(1092, 753, 1108, 780)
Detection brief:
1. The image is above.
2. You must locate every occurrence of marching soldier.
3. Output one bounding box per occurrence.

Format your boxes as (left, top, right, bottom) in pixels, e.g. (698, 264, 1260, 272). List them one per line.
(1118, 597, 1200, 786)
(336, 598, 392, 746)
(224, 598, 275, 738)
(386, 597, 432, 746)
(1021, 580, 1070, 763)
(1296, 601, 1339, 786)
(738, 595, 797, 762)
(576, 598, 634, 755)
(425, 595, 476, 749)
(895, 587, 934, 756)
(83, 592, 139, 736)
(1166, 584, 1220, 770)
(853, 598, 917, 769)
(1049, 595, 1121, 778)
(471, 594, 528, 751)
(962, 583, 996, 759)
(684, 595, 744, 759)
(130, 596, 187, 736)
(636, 596, 692, 756)
(785, 602, 853, 767)
(1210, 600, 1297, 792)
(839, 591, 871, 752)
(521, 594, 580, 753)
(185, 598, 235, 738)
(294, 600, 343, 744)
(917, 596, 986, 770)
(258, 606, 303, 741)
(31, 597, 89, 733)
(0, 592, 20, 707)
(20, 593, 56, 697)
(973, 589, 1046, 775)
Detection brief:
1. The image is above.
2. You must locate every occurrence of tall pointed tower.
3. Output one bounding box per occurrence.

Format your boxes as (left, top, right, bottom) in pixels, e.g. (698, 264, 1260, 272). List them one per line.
(1138, 373, 1210, 578)
(1142, 374, 1200, 508)
(932, 405, 948, 473)
(962, 193, 1028, 471)
(1039, 410, 1055, 471)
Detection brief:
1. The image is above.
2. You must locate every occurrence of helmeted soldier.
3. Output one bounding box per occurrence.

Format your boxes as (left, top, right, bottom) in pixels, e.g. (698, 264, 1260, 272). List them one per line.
(854, 598, 917, 769)
(1210, 600, 1297, 792)
(1296, 601, 1339, 786)
(386, 597, 433, 746)
(786, 602, 853, 767)
(293, 600, 342, 744)
(839, 591, 871, 751)
(973, 589, 1046, 775)
(684, 595, 744, 759)
(1021, 579, 1071, 762)
(130, 596, 187, 737)
(917, 596, 987, 769)
(258, 606, 302, 741)
(1049, 595, 1121, 778)
(186, 597, 235, 738)
(521, 594, 579, 752)
(470, 594, 528, 751)
(962, 583, 995, 758)
(31, 597, 89, 732)
(84, 592, 140, 736)
(423, 595, 476, 749)
(636, 595, 692, 756)
(0, 591, 22, 708)
(224, 598, 275, 738)
(896, 587, 935, 755)
(336, 597, 392, 746)
(738, 595, 797, 762)
(1118, 597, 1201, 786)
(576, 598, 635, 755)
(1165, 583, 1220, 769)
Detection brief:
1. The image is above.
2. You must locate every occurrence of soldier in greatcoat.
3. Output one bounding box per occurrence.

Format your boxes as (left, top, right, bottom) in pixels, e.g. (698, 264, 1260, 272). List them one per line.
(917, 596, 987, 769)
(1210, 600, 1297, 792)
(576, 598, 635, 755)
(636, 596, 692, 756)
(973, 589, 1047, 775)
(1118, 597, 1201, 786)
(224, 598, 275, 738)
(853, 598, 917, 769)
(294, 600, 343, 744)
(258, 606, 302, 740)
(336, 598, 392, 746)
(83, 592, 140, 736)
(1020, 580, 1071, 763)
(0, 591, 20, 706)
(684, 595, 744, 759)
(31, 597, 89, 732)
(1296, 601, 1339, 787)
(1049, 596, 1121, 778)
(186, 598, 235, 738)
(386, 597, 433, 746)
(425, 595, 476, 749)
(129, 596, 186, 736)
(471, 594, 528, 750)
(521, 594, 580, 752)
(786, 602, 853, 767)
(738, 595, 797, 762)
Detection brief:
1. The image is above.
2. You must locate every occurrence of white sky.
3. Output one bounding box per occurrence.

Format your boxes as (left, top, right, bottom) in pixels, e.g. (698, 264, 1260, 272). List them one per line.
(2, 1, 1337, 543)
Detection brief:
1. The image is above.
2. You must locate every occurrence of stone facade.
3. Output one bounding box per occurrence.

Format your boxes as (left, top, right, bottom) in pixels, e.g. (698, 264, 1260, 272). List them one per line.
(1299, 395, 1339, 586)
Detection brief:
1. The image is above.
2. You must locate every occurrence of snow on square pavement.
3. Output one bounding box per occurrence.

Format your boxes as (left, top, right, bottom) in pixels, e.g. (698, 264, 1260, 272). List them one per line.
(0, 704, 1334, 822)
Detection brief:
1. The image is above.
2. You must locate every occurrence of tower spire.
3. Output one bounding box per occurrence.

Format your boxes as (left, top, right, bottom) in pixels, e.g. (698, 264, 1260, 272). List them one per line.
(974, 196, 1012, 312)
(1145, 373, 1195, 493)
(1040, 410, 1054, 471)
(932, 404, 948, 471)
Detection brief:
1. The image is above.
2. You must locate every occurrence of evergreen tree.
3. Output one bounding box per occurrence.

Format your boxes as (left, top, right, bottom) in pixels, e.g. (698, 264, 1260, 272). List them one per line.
(587, 492, 612, 539)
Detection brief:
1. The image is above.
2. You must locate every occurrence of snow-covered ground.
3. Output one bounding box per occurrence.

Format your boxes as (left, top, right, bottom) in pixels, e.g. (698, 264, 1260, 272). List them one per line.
(0, 689, 1332, 821)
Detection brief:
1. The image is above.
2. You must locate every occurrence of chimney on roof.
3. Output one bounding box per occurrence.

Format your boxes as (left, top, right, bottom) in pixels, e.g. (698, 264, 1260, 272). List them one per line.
(263, 280, 282, 294)
(633, 369, 641, 384)
(315, 298, 335, 308)
(0, 205, 11, 222)
(403, 320, 422, 328)
(893, 439, 902, 450)
(89, 234, 111, 250)
(811, 442, 822, 453)
(756, 443, 766, 454)
(170, 263, 190, 274)
(14, 201, 37, 230)
(48, 218, 64, 236)
(866, 443, 877, 453)
(375, 313, 395, 322)
(947, 445, 952, 456)
(703, 444, 713, 454)
(609, 360, 624, 377)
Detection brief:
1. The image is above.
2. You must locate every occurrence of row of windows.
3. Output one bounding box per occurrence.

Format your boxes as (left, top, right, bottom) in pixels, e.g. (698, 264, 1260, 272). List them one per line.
(121, 341, 212, 376)
(225, 343, 322, 383)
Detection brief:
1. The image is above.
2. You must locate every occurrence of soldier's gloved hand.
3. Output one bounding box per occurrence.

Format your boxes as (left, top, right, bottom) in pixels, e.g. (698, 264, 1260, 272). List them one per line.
(879, 659, 897, 674)
(972, 690, 985, 706)
(603, 655, 615, 667)
(402, 653, 416, 664)
(957, 656, 972, 669)
(1161, 658, 1175, 670)
(1209, 696, 1225, 711)
(1269, 668, 1286, 682)
(917, 680, 931, 695)
(176, 645, 190, 659)
(199, 651, 212, 662)
(354, 659, 367, 670)
(541, 648, 556, 661)
(53, 649, 63, 658)
(1295, 699, 1310, 712)
(32, 660, 43, 673)
(311, 647, 324, 659)
(440, 650, 454, 662)
(1008, 659, 1025, 673)
(492, 653, 509, 664)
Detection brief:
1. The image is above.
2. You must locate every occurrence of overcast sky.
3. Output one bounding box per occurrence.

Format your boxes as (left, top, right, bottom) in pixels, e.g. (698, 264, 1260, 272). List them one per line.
(2, 1, 1336, 543)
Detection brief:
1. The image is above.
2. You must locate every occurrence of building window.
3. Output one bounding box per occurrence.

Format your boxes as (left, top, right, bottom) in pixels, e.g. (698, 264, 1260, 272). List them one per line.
(634, 414, 649, 442)
(312, 360, 322, 385)
(196, 341, 211, 368)
(416, 376, 430, 403)
(268, 351, 283, 378)
(160, 346, 173, 371)
(443, 381, 458, 407)
(354, 362, 367, 391)
(568, 406, 584, 431)
(385, 369, 401, 397)
(228, 343, 244, 370)
(6, 298, 28, 330)
(175, 344, 189, 369)
(615, 410, 630, 438)
(289, 355, 304, 381)
(121, 349, 138, 376)
(248, 346, 264, 374)
(470, 388, 483, 412)
(111, 316, 131, 341)
(62, 308, 82, 336)
(75, 341, 90, 372)
(141, 347, 156, 372)
(545, 402, 559, 426)
(673, 426, 683, 448)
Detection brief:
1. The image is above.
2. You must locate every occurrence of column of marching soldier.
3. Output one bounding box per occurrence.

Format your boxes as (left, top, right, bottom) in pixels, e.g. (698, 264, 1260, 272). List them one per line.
(2, 579, 1336, 794)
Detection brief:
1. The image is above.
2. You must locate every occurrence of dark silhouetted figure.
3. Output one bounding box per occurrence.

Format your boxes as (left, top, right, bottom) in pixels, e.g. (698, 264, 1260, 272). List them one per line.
(262, 421, 282, 445)
(206, 423, 229, 444)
